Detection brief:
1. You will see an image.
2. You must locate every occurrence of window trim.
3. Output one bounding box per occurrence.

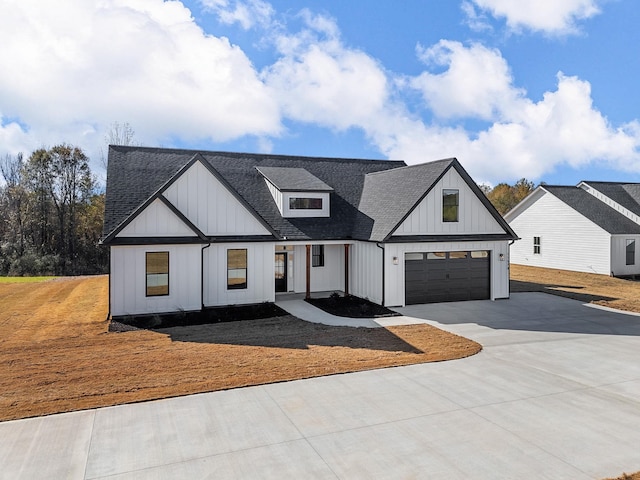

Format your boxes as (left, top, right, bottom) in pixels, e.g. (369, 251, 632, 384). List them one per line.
(533, 236, 541, 255)
(227, 248, 248, 290)
(146, 251, 169, 297)
(442, 189, 459, 223)
(289, 197, 323, 210)
(626, 239, 635, 266)
(312, 244, 325, 267)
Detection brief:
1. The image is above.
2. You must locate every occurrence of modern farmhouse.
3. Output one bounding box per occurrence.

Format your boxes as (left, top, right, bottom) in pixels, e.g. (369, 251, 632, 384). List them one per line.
(505, 181, 640, 276)
(102, 146, 517, 318)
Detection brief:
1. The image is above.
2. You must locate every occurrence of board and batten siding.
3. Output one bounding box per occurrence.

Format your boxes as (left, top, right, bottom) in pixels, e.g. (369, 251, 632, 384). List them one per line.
(163, 161, 270, 236)
(393, 168, 504, 236)
(117, 198, 195, 237)
(610, 235, 640, 276)
(383, 241, 510, 307)
(293, 244, 344, 293)
(509, 191, 611, 274)
(350, 241, 383, 304)
(203, 242, 275, 307)
(110, 244, 201, 316)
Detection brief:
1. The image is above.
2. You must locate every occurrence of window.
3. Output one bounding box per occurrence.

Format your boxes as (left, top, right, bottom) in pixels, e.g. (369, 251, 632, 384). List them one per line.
(449, 251, 468, 259)
(471, 250, 489, 258)
(312, 244, 325, 267)
(146, 252, 169, 296)
(405, 253, 424, 261)
(533, 236, 541, 254)
(442, 189, 459, 222)
(227, 249, 247, 289)
(427, 252, 446, 260)
(289, 197, 323, 210)
(626, 239, 635, 265)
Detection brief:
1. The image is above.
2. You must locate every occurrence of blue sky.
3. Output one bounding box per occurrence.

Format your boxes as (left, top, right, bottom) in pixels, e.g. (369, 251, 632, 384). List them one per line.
(1, 0, 639, 186)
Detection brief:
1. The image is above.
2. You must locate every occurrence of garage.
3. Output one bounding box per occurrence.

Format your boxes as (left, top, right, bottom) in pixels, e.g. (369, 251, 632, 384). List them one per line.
(405, 251, 490, 304)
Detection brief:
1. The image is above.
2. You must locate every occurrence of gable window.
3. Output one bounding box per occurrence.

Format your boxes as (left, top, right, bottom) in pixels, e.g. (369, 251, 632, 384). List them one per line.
(227, 249, 247, 289)
(533, 236, 541, 255)
(146, 252, 169, 296)
(442, 189, 459, 222)
(289, 197, 323, 210)
(626, 239, 635, 265)
(312, 244, 325, 267)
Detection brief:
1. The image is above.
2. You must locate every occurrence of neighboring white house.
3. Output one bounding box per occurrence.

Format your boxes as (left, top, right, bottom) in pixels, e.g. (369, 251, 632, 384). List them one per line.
(505, 182, 640, 276)
(102, 146, 517, 318)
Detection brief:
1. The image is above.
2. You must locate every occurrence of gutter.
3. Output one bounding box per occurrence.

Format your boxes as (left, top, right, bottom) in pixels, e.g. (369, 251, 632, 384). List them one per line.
(201, 242, 211, 310)
(376, 242, 385, 306)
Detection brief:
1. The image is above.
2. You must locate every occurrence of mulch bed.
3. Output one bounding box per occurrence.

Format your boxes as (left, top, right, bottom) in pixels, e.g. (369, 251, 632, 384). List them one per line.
(307, 294, 401, 318)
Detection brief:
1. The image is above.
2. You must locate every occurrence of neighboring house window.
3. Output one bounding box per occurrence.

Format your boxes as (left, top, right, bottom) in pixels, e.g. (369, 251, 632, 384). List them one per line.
(442, 189, 459, 222)
(626, 239, 635, 265)
(312, 244, 325, 267)
(146, 252, 169, 296)
(533, 236, 541, 255)
(290, 197, 323, 209)
(228, 249, 247, 289)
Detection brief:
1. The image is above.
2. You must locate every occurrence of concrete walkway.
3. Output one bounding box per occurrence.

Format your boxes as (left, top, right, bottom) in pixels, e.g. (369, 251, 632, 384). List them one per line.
(2, 293, 640, 479)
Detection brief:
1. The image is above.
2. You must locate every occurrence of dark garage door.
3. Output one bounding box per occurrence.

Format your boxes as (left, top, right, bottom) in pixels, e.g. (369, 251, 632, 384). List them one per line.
(405, 251, 490, 304)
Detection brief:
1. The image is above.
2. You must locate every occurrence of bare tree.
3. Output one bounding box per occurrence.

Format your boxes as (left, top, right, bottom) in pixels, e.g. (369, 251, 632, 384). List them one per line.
(100, 121, 138, 169)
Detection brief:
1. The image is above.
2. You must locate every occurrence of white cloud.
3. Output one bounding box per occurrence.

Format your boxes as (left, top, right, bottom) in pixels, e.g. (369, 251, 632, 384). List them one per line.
(468, 0, 602, 35)
(199, 0, 274, 29)
(410, 40, 524, 120)
(0, 0, 281, 165)
(262, 11, 388, 130)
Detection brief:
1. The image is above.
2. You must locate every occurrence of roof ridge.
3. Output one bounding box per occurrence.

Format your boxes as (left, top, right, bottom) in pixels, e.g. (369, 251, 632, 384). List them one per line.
(365, 157, 454, 177)
(109, 144, 406, 165)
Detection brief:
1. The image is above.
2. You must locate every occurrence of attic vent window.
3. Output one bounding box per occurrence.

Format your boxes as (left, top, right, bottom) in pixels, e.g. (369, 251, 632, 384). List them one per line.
(290, 197, 323, 210)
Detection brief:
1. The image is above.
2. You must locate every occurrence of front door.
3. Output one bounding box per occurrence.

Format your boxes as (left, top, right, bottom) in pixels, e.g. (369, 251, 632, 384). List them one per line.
(275, 252, 288, 292)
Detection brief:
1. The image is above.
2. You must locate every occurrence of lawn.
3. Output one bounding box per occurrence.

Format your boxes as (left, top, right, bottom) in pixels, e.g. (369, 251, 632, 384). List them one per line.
(0, 276, 58, 283)
(0, 276, 480, 421)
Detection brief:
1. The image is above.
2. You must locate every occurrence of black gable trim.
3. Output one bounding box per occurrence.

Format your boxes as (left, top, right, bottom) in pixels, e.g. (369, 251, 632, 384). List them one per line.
(108, 237, 208, 245)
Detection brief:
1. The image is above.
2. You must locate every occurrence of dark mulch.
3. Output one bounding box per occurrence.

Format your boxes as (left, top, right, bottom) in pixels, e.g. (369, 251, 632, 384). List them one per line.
(307, 294, 401, 318)
(110, 303, 288, 330)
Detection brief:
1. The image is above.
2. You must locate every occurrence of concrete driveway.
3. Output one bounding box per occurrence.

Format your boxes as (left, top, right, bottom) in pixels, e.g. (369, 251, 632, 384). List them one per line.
(2, 292, 640, 479)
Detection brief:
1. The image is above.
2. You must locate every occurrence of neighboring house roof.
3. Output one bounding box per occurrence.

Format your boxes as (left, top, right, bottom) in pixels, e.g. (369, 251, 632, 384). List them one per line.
(533, 185, 640, 234)
(255, 166, 334, 192)
(103, 146, 516, 244)
(581, 181, 640, 218)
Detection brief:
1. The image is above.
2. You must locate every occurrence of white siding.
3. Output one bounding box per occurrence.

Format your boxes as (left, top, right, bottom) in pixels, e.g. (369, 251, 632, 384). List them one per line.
(163, 161, 270, 236)
(265, 178, 284, 213)
(509, 191, 611, 274)
(117, 199, 195, 237)
(610, 235, 640, 276)
(394, 168, 504, 236)
(110, 244, 201, 316)
(350, 241, 383, 304)
(383, 240, 510, 307)
(203, 242, 275, 307)
(293, 244, 344, 293)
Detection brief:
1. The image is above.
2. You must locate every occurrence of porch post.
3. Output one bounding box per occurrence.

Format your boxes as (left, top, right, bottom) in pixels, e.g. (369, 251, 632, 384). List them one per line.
(344, 243, 350, 296)
(305, 244, 311, 299)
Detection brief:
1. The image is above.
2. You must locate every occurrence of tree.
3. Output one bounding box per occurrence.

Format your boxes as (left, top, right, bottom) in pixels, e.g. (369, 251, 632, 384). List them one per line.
(100, 121, 138, 169)
(485, 178, 535, 214)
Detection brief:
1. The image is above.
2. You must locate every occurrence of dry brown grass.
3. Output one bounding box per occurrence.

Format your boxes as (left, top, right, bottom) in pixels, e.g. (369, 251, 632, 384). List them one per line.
(511, 264, 640, 313)
(0, 276, 480, 421)
(604, 473, 640, 480)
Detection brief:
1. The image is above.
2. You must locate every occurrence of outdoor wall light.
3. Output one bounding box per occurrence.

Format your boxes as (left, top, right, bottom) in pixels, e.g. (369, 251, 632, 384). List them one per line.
(499, 253, 505, 261)
(392, 256, 399, 265)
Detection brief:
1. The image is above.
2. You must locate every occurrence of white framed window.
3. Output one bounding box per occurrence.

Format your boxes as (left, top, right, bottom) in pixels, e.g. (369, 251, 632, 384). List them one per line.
(227, 249, 247, 289)
(533, 236, 541, 255)
(443, 189, 459, 222)
(146, 252, 169, 296)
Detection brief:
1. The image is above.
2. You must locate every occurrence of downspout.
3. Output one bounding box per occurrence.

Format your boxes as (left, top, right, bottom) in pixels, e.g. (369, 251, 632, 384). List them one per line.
(376, 242, 385, 306)
(507, 239, 516, 299)
(201, 242, 211, 310)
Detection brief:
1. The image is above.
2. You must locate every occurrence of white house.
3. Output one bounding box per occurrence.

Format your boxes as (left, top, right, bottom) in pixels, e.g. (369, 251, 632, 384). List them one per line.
(505, 182, 640, 276)
(102, 146, 517, 318)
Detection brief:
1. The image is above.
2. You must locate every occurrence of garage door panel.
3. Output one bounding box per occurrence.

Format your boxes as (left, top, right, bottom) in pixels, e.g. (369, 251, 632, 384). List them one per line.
(405, 251, 490, 305)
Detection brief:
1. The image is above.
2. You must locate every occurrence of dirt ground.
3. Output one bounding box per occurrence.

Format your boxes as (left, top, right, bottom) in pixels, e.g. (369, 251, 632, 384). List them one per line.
(0, 276, 480, 421)
(510, 264, 640, 313)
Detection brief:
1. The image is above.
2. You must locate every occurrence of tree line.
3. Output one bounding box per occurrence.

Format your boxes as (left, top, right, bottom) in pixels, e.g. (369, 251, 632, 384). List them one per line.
(0, 145, 107, 276)
(480, 178, 535, 215)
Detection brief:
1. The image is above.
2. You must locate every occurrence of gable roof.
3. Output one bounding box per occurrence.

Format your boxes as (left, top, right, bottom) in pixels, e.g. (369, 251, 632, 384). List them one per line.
(541, 185, 640, 234)
(354, 158, 517, 242)
(580, 181, 640, 217)
(255, 166, 334, 192)
(103, 146, 404, 243)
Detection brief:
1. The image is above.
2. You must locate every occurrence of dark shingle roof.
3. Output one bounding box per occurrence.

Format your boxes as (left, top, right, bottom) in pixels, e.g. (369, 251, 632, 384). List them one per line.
(354, 159, 454, 241)
(103, 146, 404, 241)
(581, 182, 640, 217)
(255, 166, 333, 191)
(544, 185, 640, 234)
